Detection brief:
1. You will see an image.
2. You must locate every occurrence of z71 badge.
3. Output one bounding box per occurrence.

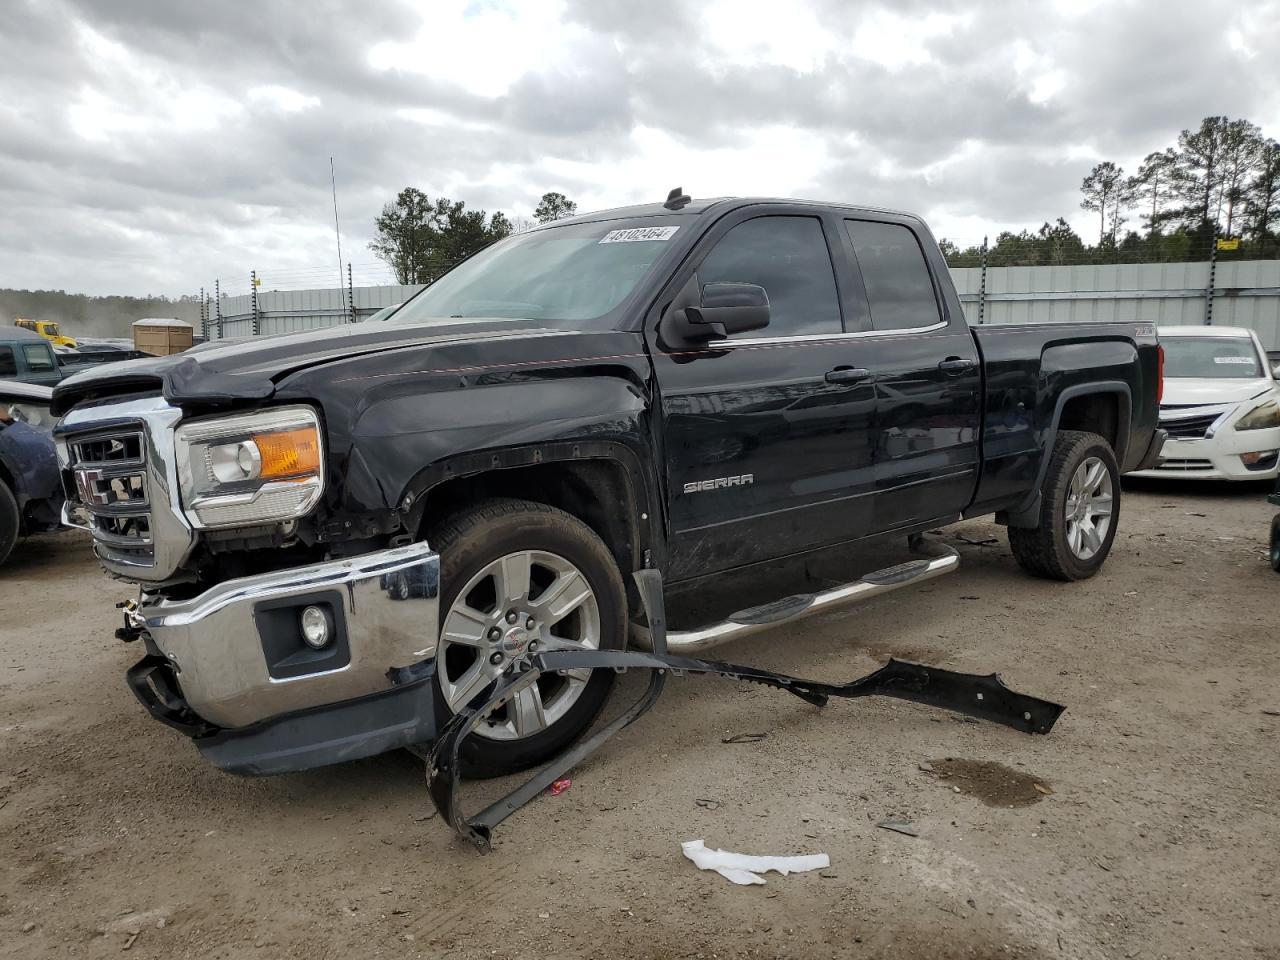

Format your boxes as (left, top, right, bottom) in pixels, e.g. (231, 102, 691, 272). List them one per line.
(683, 474, 754, 494)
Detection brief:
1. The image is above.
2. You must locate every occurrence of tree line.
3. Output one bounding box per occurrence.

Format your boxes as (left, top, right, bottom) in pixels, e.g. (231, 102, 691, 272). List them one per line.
(943, 116, 1280, 268)
(369, 189, 578, 285)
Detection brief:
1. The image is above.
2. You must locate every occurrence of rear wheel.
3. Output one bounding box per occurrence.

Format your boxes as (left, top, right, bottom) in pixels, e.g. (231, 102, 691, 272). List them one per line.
(1010, 430, 1120, 581)
(429, 498, 626, 778)
(0, 480, 19, 567)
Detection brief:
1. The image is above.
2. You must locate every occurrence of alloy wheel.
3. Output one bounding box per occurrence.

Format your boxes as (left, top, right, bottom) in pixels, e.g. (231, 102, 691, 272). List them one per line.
(1064, 456, 1114, 561)
(438, 549, 600, 740)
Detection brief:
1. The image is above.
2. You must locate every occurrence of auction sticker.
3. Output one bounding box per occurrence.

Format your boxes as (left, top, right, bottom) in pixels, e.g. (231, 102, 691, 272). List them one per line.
(1214, 356, 1254, 364)
(599, 226, 680, 243)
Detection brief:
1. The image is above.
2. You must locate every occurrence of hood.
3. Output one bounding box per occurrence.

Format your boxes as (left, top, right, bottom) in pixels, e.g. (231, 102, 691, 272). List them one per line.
(51, 317, 564, 415)
(1160, 377, 1276, 408)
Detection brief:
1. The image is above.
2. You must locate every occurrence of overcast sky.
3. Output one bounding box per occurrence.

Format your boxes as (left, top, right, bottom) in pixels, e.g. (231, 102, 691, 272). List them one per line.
(3, 0, 1279, 298)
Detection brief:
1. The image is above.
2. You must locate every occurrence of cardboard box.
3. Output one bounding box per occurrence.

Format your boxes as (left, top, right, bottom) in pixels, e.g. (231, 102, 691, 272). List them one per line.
(133, 318, 194, 356)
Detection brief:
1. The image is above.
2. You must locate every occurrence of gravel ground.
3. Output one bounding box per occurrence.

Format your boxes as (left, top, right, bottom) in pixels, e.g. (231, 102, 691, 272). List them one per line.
(1, 480, 1278, 960)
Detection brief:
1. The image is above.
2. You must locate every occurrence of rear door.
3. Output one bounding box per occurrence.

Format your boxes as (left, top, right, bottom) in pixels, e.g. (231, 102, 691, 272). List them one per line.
(649, 207, 878, 580)
(839, 217, 981, 532)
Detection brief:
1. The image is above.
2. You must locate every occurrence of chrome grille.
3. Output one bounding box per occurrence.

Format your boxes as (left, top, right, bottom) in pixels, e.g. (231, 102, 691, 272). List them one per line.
(66, 429, 154, 563)
(57, 396, 196, 583)
(72, 434, 144, 465)
(1158, 412, 1219, 440)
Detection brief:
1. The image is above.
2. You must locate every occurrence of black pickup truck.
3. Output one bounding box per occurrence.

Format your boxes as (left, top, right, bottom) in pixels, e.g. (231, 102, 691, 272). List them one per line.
(52, 194, 1165, 777)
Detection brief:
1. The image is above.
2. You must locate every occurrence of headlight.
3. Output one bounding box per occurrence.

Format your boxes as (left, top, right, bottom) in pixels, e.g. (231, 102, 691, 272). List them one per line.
(1235, 399, 1280, 431)
(0, 402, 53, 428)
(175, 406, 324, 529)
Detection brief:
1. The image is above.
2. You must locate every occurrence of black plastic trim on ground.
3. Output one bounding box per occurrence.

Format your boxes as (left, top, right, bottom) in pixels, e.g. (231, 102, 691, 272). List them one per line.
(426, 571, 1066, 853)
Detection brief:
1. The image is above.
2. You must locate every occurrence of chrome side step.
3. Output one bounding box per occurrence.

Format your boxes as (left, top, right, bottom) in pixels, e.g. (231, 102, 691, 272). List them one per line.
(634, 543, 960, 654)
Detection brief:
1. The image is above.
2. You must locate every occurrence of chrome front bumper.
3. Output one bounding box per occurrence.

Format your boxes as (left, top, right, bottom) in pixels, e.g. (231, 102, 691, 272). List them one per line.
(134, 542, 440, 729)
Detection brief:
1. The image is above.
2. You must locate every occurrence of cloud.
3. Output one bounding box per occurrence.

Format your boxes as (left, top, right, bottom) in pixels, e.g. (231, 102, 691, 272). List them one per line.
(2, 0, 1279, 296)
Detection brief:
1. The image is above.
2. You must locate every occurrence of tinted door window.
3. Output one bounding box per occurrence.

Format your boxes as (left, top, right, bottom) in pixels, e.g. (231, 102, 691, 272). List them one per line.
(21, 344, 55, 371)
(0, 347, 15, 377)
(698, 216, 841, 337)
(845, 220, 941, 331)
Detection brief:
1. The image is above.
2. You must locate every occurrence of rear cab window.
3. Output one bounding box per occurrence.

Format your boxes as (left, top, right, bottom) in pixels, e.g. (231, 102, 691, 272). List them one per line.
(21, 344, 56, 371)
(0, 347, 16, 377)
(844, 220, 943, 331)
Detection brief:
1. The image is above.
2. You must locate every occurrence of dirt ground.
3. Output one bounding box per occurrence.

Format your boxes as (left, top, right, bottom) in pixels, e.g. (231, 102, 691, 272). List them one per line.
(2, 480, 1278, 960)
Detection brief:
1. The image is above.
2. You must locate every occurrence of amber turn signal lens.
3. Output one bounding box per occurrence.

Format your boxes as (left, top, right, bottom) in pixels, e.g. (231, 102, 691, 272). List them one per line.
(253, 427, 321, 480)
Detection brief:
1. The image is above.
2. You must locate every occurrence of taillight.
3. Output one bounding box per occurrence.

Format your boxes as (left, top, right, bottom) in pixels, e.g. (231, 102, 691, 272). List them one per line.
(1157, 344, 1165, 405)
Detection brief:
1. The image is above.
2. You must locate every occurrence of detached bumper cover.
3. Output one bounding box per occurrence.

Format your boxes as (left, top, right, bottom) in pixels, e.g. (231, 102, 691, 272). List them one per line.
(130, 540, 439, 732)
(426, 573, 1066, 852)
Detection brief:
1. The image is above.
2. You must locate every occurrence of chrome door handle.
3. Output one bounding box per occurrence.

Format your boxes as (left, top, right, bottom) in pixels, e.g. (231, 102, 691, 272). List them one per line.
(825, 366, 871, 384)
(938, 357, 977, 376)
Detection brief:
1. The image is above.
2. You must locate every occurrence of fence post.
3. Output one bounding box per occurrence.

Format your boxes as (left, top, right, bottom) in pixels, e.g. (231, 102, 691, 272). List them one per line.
(214, 279, 222, 340)
(1204, 225, 1218, 326)
(977, 236, 989, 325)
(347, 262, 355, 323)
(251, 270, 260, 337)
(199, 286, 206, 340)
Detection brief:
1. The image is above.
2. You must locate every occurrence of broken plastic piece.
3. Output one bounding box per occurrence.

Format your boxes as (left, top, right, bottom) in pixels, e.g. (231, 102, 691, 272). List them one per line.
(681, 839, 829, 885)
(425, 570, 1066, 852)
(548, 778, 572, 796)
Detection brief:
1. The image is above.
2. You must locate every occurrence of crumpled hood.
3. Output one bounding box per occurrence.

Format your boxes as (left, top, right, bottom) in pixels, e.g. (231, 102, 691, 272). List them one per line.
(1161, 377, 1277, 408)
(51, 317, 560, 415)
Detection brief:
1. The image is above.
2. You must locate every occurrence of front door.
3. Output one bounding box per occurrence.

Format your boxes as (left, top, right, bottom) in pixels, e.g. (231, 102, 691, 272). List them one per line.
(650, 211, 878, 581)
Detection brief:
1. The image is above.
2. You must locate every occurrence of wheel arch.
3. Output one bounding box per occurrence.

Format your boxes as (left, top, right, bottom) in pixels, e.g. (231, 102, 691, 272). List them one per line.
(401, 440, 662, 580)
(1004, 382, 1131, 528)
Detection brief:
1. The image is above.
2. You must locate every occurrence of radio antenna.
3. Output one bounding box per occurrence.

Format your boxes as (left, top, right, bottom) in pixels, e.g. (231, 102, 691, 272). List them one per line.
(330, 156, 345, 289)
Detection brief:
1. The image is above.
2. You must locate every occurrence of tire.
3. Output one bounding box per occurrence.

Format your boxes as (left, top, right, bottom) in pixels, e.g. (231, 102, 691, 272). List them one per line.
(0, 480, 19, 568)
(427, 498, 626, 778)
(389, 572, 411, 601)
(1009, 430, 1120, 581)
(1270, 514, 1280, 574)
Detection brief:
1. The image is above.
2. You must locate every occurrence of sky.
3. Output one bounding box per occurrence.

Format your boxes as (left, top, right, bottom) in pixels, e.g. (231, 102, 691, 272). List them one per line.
(2, 0, 1279, 298)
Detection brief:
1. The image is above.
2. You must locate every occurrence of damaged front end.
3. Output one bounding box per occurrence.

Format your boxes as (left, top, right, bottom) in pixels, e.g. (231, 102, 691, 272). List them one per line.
(116, 541, 444, 775)
(427, 571, 1066, 852)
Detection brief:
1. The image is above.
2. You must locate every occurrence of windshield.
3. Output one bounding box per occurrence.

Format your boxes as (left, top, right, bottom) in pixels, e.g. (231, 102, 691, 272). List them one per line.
(40, 322, 60, 336)
(391, 218, 683, 329)
(1162, 336, 1264, 379)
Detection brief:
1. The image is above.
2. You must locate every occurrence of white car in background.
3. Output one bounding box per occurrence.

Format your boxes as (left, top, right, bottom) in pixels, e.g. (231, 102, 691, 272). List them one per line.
(1130, 326, 1280, 481)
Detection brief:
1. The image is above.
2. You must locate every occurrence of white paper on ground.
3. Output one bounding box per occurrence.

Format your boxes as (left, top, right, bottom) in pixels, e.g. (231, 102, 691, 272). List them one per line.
(680, 839, 830, 885)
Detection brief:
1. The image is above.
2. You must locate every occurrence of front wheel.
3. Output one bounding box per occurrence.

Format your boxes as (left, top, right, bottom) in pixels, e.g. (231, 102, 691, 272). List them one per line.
(428, 498, 626, 778)
(1010, 430, 1120, 581)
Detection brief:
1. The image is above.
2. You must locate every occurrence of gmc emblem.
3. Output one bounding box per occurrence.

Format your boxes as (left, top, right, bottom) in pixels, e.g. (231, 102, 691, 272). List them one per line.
(75, 468, 111, 507)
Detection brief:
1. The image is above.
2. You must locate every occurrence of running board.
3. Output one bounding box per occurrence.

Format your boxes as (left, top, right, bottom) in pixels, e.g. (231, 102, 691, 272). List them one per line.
(634, 543, 960, 654)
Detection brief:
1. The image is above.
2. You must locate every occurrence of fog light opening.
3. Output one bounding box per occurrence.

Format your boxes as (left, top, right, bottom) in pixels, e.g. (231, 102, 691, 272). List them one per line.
(1241, 450, 1279, 468)
(299, 605, 333, 649)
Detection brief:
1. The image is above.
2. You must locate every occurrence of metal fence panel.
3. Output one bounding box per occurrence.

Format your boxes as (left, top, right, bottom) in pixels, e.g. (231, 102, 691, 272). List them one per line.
(208, 265, 1280, 349)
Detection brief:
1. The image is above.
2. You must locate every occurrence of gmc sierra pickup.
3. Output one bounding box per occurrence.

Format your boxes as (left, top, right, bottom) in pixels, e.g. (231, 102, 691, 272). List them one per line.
(52, 193, 1165, 778)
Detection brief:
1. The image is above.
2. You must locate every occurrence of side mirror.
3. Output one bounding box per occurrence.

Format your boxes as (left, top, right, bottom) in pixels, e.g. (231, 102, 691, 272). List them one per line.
(668, 282, 771, 343)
